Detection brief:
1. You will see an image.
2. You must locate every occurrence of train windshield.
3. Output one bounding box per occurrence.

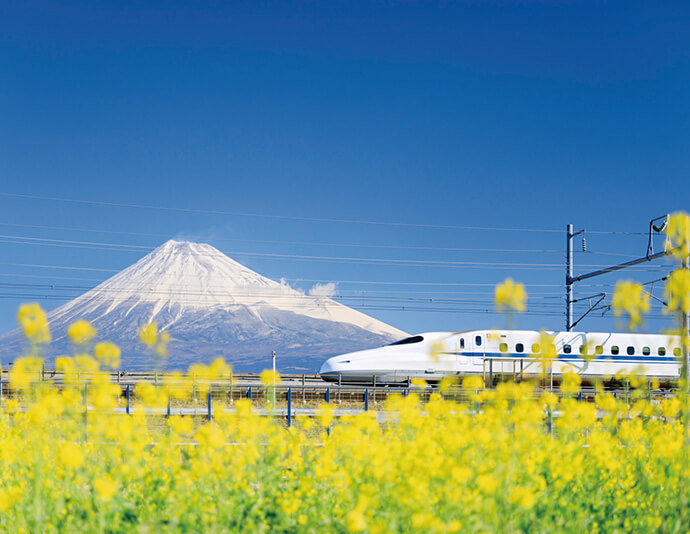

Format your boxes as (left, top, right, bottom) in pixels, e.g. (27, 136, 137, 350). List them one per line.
(389, 335, 424, 346)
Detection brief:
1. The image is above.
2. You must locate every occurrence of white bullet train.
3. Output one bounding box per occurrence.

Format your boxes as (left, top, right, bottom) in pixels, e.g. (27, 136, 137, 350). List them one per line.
(319, 330, 685, 383)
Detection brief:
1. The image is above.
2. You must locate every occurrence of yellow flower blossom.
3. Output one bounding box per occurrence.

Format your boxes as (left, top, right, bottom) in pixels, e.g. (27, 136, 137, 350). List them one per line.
(664, 211, 690, 261)
(532, 331, 557, 377)
(509, 486, 537, 510)
(494, 278, 527, 313)
(10, 356, 43, 390)
(94, 342, 121, 369)
(476, 473, 499, 494)
(664, 269, 690, 315)
(195, 423, 225, 448)
(0, 487, 21, 512)
(17, 302, 51, 343)
(318, 403, 334, 428)
(260, 369, 281, 387)
(58, 442, 84, 470)
(439, 375, 458, 393)
(67, 320, 97, 345)
(138, 322, 158, 346)
(462, 375, 484, 391)
(93, 475, 118, 502)
(611, 280, 650, 330)
(346, 496, 368, 532)
(410, 378, 428, 389)
(561, 367, 581, 396)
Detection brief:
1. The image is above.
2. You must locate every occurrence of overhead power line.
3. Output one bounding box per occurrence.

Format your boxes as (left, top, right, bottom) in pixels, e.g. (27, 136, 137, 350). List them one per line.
(0, 192, 646, 234)
(0, 236, 665, 271)
(0, 223, 576, 254)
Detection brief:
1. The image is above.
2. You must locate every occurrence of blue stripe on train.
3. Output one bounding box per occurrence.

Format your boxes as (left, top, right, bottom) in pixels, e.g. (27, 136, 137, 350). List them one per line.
(461, 351, 677, 364)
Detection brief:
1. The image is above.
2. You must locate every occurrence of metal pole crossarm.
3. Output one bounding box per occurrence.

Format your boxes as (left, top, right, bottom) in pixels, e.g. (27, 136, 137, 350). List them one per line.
(569, 249, 670, 284)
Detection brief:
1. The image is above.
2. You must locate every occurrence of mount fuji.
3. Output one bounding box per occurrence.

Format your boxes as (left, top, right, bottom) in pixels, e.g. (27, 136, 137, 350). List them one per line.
(0, 240, 408, 372)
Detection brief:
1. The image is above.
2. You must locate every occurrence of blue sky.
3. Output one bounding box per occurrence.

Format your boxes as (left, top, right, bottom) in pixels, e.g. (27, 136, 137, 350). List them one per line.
(0, 0, 688, 338)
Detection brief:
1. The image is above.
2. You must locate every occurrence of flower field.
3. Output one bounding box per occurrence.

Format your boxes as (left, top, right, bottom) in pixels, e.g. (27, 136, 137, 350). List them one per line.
(0, 368, 689, 533)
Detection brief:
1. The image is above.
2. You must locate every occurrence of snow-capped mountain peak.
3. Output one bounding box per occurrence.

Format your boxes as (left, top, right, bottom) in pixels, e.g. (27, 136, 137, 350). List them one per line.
(0, 240, 407, 371)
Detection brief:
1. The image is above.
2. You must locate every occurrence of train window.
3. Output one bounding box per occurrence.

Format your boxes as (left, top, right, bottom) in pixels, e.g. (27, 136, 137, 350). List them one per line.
(658, 347, 666, 356)
(674, 347, 681, 357)
(532, 343, 540, 353)
(627, 346, 635, 356)
(475, 336, 482, 346)
(595, 345, 604, 355)
(611, 345, 619, 355)
(499, 342, 508, 353)
(563, 344, 572, 354)
(642, 346, 651, 356)
(516, 343, 524, 353)
(459, 338, 465, 349)
(579, 345, 587, 355)
(389, 336, 424, 346)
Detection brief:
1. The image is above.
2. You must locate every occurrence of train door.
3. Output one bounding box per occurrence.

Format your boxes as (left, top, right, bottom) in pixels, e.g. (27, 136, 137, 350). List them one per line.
(472, 333, 484, 365)
(456, 336, 469, 369)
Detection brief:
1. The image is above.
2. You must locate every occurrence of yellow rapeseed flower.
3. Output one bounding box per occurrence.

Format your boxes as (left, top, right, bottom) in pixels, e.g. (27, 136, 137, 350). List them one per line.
(439, 375, 458, 393)
(58, 442, 84, 470)
(494, 278, 527, 313)
(195, 423, 225, 448)
(509, 486, 537, 510)
(664, 212, 690, 262)
(561, 366, 581, 396)
(611, 280, 650, 330)
(346, 496, 368, 532)
(17, 303, 51, 343)
(476, 473, 499, 494)
(260, 369, 281, 387)
(410, 378, 428, 389)
(430, 340, 445, 362)
(664, 269, 690, 315)
(138, 322, 158, 347)
(94, 342, 121, 369)
(67, 320, 97, 345)
(532, 330, 557, 377)
(93, 475, 118, 502)
(462, 375, 484, 391)
(10, 356, 43, 390)
(318, 403, 334, 428)
(0, 487, 21, 512)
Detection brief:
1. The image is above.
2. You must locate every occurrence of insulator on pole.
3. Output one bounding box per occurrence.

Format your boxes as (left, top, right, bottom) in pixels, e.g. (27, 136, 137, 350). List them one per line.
(582, 237, 587, 252)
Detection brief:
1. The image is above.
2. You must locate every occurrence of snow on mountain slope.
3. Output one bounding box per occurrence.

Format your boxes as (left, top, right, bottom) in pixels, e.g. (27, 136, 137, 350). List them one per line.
(0, 240, 408, 371)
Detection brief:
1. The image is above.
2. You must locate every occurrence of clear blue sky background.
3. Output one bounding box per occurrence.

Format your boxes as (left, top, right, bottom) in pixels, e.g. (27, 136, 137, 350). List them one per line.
(0, 1, 688, 338)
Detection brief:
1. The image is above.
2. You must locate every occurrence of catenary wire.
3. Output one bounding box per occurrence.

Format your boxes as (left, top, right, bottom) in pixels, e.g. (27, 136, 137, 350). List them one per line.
(0, 192, 649, 234)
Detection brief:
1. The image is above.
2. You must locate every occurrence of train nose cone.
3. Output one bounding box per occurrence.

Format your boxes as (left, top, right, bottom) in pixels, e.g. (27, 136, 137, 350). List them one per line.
(319, 357, 339, 381)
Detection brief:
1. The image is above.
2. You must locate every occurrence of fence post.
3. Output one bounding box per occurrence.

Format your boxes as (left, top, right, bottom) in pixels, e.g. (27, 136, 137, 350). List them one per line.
(167, 395, 171, 418)
(547, 407, 553, 436)
(126, 384, 131, 415)
(364, 388, 369, 411)
(207, 387, 213, 422)
(83, 383, 88, 442)
(325, 387, 330, 403)
(577, 391, 582, 402)
(287, 387, 292, 427)
(248, 386, 252, 400)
